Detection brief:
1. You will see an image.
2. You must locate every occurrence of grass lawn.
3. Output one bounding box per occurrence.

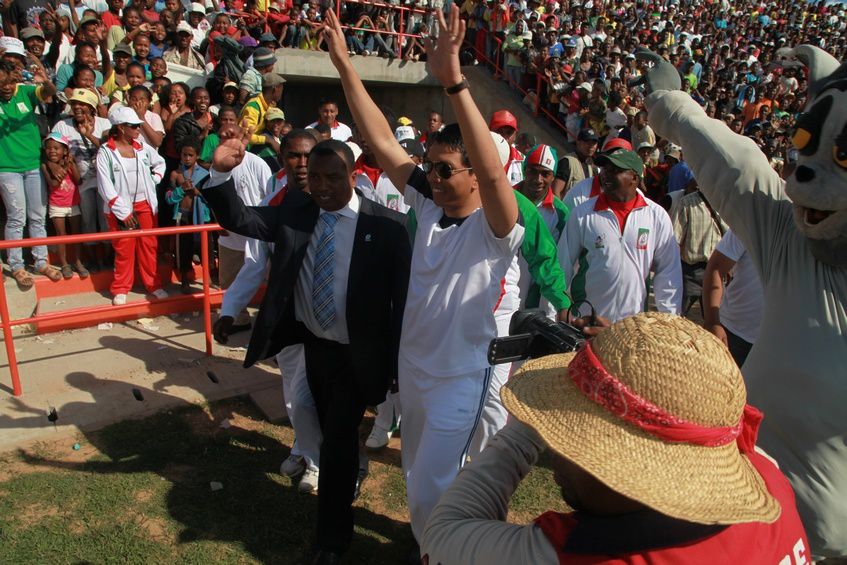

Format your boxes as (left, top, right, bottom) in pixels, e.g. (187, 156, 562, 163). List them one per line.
(0, 397, 566, 564)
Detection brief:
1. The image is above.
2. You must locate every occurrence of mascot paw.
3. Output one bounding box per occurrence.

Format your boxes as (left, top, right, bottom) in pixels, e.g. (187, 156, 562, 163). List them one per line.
(629, 48, 682, 94)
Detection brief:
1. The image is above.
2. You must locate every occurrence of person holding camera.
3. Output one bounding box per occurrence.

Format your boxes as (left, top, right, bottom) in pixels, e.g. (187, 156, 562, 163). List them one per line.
(422, 313, 810, 564)
(96, 106, 168, 305)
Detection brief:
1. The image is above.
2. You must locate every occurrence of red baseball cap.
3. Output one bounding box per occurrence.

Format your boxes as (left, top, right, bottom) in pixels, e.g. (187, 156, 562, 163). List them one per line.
(601, 137, 633, 152)
(489, 110, 518, 132)
(561, 63, 574, 75)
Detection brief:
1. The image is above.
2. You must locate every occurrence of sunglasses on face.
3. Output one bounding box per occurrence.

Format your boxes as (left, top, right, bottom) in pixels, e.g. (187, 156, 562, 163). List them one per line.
(125, 123, 141, 129)
(422, 160, 473, 180)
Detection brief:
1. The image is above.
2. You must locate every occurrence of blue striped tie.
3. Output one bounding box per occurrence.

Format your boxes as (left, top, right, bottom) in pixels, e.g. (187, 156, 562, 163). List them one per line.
(312, 213, 339, 330)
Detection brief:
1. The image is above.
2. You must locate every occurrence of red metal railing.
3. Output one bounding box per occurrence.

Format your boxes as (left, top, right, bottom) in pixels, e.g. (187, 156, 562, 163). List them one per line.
(336, 0, 431, 59)
(0, 224, 223, 396)
(463, 30, 577, 140)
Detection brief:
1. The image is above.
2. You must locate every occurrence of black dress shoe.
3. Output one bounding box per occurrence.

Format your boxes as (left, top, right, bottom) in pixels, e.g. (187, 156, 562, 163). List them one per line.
(353, 456, 369, 501)
(309, 549, 342, 565)
(229, 322, 252, 335)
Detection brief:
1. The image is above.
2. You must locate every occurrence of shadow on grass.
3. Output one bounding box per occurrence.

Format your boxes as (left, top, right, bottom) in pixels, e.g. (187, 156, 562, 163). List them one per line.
(16, 372, 412, 564)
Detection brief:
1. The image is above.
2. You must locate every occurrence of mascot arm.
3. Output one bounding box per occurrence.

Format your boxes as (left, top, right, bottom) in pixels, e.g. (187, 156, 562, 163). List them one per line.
(645, 90, 792, 277)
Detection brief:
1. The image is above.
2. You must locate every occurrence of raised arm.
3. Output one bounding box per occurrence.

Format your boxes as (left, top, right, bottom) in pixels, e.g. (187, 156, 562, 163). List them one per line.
(322, 9, 417, 193)
(424, 6, 518, 237)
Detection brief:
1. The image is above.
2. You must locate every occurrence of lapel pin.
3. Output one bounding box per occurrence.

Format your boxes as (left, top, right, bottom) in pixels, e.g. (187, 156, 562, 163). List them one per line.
(365, 234, 373, 242)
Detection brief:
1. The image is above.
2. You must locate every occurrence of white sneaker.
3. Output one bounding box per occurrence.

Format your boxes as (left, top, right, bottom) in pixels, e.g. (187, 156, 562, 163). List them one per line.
(151, 288, 169, 300)
(298, 465, 319, 494)
(365, 424, 392, 449)
(112, 294, 127, 306)
(279, 454, 306, 477)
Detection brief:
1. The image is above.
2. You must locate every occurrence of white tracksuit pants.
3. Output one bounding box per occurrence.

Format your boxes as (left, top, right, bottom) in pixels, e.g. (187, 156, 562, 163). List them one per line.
(398, 359, 491, 541)
(468, 360, 512, 456)
(276, 344, 322, 468)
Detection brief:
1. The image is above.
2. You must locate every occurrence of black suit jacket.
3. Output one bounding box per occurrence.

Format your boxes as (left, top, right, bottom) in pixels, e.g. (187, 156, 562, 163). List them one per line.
(202, 176, 411, 405)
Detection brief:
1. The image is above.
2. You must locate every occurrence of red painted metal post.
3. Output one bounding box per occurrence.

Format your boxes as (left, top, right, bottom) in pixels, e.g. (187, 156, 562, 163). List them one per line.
(200, 230, 213, 356)
(0, 273, 22, 396)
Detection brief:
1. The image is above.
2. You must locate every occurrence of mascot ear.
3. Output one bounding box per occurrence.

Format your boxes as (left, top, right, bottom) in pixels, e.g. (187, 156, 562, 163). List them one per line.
(630, 48, 682, 94)
(777, 44, 841, 101)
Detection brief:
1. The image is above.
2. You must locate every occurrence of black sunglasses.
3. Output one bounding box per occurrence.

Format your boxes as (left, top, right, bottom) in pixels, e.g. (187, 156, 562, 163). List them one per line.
(125, 123, 141, 129)
(422, 160, 473, 180)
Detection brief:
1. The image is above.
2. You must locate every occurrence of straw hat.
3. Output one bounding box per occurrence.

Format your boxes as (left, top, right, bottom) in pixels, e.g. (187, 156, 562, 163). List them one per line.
(501, 312, 781, 525)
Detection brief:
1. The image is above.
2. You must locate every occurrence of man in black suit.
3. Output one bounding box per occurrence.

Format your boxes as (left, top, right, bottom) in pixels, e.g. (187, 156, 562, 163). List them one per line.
(202, 127, 412, 564)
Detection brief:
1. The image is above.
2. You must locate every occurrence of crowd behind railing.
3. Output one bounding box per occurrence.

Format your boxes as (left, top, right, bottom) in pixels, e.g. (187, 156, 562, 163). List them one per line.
(0, 0, 843, 301)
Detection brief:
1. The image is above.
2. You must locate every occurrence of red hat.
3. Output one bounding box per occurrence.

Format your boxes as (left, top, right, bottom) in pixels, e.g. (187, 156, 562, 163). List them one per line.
(601, 137, 633, 152)
(561, 63, 574, 75)
(489, 110, 518, 132)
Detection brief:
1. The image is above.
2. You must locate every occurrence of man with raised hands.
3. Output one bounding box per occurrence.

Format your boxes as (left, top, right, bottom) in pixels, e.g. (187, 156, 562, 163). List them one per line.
(323, 7, 525, 558)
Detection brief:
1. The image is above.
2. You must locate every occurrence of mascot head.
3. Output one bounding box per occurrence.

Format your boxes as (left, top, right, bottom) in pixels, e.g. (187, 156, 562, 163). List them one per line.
(781, 46, 847, 266)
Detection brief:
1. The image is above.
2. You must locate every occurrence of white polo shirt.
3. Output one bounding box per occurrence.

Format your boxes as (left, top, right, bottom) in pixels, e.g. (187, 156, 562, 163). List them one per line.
(401, 168, 525, 377)
(558, 190, 682, 322)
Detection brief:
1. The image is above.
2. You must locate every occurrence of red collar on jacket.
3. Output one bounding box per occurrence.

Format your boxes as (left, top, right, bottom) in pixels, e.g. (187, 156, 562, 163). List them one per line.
(594, 191, 647, 212)
(541, 187, 556, 209)
(589, 175, 602, 198)
(106, 136, 143, 151)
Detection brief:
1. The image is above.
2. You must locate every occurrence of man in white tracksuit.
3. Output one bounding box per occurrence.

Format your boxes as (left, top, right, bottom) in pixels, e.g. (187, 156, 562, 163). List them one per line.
(325, 7, 524, 554)
(558, 149, 682, 322)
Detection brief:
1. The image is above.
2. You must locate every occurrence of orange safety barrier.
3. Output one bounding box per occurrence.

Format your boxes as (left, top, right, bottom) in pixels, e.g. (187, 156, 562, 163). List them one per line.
(463, 29, 577, 140)
(336, 0, 432, 59)
(0, 224, 223, 397)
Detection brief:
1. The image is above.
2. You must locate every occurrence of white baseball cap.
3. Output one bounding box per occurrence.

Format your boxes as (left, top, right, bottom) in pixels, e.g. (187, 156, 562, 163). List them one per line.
(0, 36, 25, 58)
(394, 125, 416, 142)
(176, 21, 194, 35)
(109, 106, 144, 126)
(489, 131, 510, 167)
(189, 2, 207, 14)
(346, 141, 363, 163)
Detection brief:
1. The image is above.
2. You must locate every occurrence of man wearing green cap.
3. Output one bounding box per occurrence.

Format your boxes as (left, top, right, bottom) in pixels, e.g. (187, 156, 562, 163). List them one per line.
(557, 149, 682, 322)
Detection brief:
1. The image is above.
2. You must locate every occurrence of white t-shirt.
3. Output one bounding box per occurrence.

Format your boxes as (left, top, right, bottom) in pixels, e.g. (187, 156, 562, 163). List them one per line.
(374, 172, 410, 214)
(715, 229, 764, 344)
(217, 152, 273, 251)
(52, 117, 112, 192)
(401, 168, 525, 377)
(141, 110, 165, 148)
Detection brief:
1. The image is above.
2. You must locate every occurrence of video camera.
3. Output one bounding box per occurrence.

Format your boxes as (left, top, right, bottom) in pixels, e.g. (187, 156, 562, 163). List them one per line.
(487, 309, 588, 365)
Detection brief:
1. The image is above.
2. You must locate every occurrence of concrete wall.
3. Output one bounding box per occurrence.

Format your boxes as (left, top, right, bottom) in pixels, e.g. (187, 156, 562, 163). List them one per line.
(272, 48, 570, 156)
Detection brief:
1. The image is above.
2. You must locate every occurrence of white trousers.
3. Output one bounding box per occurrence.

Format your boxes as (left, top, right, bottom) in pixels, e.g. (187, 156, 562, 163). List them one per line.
(276, 344, 322, 468)
(373, 391, 400, 431)
(399, 360, 490, 541)
(468, 361, 512, 456)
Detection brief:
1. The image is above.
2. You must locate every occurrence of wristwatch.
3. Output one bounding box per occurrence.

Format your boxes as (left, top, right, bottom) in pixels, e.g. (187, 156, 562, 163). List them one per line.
(444, 76, 469, 95)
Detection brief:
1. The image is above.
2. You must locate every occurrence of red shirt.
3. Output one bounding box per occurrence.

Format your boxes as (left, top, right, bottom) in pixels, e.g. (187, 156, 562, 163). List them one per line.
(535, 450, 810, 565)
(355, 155, 382, 187)
(102, 11, 123, 29)
(594, 192, 647, 234)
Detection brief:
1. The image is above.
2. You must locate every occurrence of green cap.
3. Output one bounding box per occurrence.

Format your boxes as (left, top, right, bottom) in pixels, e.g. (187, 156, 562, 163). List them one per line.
(595, 149, 644, 177)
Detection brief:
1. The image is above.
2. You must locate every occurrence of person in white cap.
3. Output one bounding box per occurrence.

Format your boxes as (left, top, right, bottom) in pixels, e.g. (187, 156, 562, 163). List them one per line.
(186, 2, 211, 49)
(163, 21, 206, 70)
(96, 106, 168, 305)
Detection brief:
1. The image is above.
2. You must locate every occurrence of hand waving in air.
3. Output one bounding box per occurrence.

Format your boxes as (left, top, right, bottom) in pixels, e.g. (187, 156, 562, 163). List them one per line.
(322, 8, 351, 70)
(423, 5, 466, 87)
(212, 123, 254, 173)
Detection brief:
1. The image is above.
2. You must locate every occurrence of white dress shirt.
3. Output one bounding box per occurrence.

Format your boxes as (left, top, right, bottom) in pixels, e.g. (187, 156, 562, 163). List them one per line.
(293, 192, 360, 344)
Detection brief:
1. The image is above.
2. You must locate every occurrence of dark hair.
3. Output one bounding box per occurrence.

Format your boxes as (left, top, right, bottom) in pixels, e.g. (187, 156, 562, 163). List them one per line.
(314, 123, 331, 135)
(310, 139, 355, 172)
(283, 128, 318, 150)
(179, 138, 202, 153)
(126, 61, 146, 76)
(0, 60, 13, 74)
(128, 84, 152, 100)
(190, 86, 208, 99)
(429, 123, 470, 166)
(72, 65, 95, 81)
(318, 98, 339, 109)
(74, 40, 96, 55)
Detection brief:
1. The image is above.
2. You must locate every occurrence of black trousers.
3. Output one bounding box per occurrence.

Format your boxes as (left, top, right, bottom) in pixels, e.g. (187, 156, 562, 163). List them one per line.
(302, 332, 368, 553)
(724, 326, 753, 368)
(682, 261, 708, 315)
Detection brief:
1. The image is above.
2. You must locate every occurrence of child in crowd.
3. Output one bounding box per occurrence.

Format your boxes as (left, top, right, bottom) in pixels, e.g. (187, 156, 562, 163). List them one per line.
(251, 107, 286, 158)
(210, 81, 240, 116)
(166, 140, 210, 293)
(41, 132, 88, 279)
(199, 106, 238, 165)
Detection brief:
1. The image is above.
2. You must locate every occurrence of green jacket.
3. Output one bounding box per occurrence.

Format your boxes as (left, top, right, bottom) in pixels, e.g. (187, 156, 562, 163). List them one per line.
(514, 191, 571, 311)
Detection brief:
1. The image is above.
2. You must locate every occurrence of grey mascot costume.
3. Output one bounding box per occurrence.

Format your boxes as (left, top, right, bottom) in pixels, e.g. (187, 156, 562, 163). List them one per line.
(640, 47, 846, 558)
